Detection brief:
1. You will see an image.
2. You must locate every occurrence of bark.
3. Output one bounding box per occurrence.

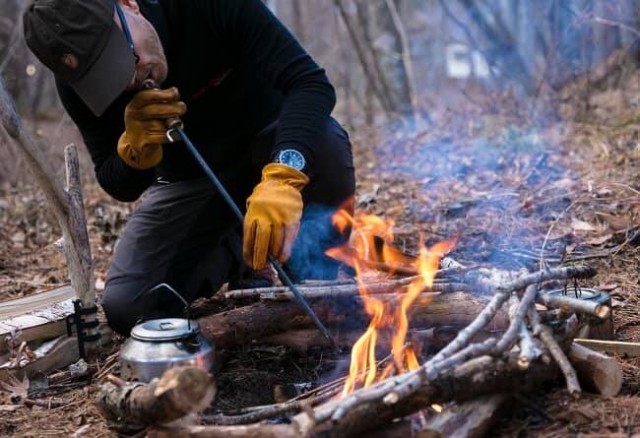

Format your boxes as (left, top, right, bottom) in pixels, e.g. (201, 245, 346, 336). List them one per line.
(95, 366, 216, 426)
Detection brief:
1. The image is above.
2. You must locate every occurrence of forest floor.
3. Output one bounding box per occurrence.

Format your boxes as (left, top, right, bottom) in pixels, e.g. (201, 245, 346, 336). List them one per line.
(1, 56, 640, 437)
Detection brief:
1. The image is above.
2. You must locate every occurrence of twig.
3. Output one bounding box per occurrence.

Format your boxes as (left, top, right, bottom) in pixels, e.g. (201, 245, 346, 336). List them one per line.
(528, 307, 581, 396)
(23, 398, 67, 409)
(203, 399, 315, 426)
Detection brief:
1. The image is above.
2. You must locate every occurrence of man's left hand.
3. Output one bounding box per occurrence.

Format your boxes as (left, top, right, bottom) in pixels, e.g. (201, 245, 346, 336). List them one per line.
(243, 163, 309, 269)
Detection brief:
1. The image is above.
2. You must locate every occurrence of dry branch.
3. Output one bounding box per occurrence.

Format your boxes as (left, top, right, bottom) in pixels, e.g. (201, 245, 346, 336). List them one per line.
(538, 291, 610, 319)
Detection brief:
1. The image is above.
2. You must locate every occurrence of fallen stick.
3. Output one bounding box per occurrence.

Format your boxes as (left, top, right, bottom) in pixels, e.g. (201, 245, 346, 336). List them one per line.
(529, 307, 581, 396)
(95, 366, 216, 426)
(569, 342, 622, 397)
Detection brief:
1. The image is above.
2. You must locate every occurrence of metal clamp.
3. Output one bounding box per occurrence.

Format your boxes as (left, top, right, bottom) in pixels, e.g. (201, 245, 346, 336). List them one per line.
(65, 300, 100, 359)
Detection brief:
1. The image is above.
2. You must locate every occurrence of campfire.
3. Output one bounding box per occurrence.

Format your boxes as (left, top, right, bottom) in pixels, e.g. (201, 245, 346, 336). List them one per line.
(94, 207, 620, 437)
(325, 209, 456, 396)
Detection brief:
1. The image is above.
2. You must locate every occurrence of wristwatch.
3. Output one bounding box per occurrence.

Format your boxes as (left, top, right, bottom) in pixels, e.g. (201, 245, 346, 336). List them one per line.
(274, 148, 307, 173)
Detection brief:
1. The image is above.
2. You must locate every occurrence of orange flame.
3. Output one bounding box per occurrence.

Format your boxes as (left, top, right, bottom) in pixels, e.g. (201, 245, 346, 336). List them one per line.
(328, 208, 455, 397)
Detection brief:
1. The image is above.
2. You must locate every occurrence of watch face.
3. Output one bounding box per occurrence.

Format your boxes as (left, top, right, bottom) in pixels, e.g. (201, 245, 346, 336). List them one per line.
(277, 149, 306, 171)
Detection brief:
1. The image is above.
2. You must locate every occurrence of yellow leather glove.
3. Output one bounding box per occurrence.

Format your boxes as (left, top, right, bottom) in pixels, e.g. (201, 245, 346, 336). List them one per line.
(243, 163, 310, 269)
(117, 87, 187, 170)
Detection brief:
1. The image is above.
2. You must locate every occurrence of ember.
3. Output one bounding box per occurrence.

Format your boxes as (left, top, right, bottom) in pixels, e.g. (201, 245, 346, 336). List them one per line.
(327, 208, 455, 396)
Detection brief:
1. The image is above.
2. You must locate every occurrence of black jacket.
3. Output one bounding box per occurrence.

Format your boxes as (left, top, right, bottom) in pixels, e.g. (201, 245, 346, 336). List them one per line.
(57, 0, 336, 202)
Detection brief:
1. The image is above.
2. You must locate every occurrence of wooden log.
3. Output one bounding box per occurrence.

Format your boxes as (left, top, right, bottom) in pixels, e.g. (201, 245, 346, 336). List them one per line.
(419, 394, 509, 438)
(568, 343, 622, 397)
(197, 292, 508, 349)
(95, 366, 216, 426)
(257, 326, 495, 354)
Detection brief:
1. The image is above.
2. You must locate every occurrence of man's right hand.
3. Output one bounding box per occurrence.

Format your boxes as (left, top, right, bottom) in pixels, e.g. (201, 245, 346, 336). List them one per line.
(117, 87, 187, 170)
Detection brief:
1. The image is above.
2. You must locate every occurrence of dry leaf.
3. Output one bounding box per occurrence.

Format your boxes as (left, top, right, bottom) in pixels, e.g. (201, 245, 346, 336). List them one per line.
(571, 218, 597, 232)
(595, 212, 634, 232)
(586, 234, 613, 246)
(0, 374, 29, 402)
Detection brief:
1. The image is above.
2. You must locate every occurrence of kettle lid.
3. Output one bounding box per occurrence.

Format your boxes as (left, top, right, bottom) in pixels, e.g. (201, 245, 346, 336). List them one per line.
(130, 318, 199, 341)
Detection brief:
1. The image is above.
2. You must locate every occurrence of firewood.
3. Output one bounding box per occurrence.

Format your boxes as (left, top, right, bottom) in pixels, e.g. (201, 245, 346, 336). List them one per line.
(197, 292, 508, 349)
(291, 355, 561, 437)
(95, 366, 216, 426)
(419, 394, 509, 438)
(258, 326, 495, 354)
(568, 342, 622, 397)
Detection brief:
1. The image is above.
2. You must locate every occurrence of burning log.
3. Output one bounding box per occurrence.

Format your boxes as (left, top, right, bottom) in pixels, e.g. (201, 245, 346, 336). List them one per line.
(95, 366, 216, 427)
(197, 292, 509, 349)
(291, 343, 568, 437)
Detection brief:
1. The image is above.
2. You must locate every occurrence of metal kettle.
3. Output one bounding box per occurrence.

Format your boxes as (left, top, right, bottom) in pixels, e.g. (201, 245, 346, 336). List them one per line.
(119, 283, 214, 382)
(119, 317, 215, 382)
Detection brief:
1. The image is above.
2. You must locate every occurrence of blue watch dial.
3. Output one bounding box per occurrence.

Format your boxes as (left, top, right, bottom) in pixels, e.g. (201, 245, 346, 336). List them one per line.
(276, 149, 306, 171)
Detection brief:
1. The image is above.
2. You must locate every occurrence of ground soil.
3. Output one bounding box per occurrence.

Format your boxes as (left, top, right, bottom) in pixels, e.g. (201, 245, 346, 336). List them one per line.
(1, 58, 640, 437)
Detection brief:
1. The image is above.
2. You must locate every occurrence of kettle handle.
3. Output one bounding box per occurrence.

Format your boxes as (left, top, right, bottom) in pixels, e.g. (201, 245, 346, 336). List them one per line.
(133, 283, 195, 332)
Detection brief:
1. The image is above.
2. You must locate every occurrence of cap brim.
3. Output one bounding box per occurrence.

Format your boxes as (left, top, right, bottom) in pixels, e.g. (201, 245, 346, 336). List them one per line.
(71, 26, 136, 117)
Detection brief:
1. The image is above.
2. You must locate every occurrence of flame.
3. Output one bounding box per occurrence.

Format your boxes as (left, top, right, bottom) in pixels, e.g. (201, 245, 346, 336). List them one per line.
(328, 208, 455, 397)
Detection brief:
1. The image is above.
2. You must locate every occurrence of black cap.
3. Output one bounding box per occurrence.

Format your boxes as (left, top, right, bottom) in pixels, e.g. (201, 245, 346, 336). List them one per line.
(23, 0, 136, 116)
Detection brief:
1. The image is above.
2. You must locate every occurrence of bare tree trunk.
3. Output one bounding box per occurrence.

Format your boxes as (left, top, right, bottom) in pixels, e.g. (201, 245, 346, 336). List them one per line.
(333, 0, 394, 117)
(291, 0, 306, 45)
(0, 77, 99, 356)
(384, 0, 419, 120)
(455, 0, 535, 93)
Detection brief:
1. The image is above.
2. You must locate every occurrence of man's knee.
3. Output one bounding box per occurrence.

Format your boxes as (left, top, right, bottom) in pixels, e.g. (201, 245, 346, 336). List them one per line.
(101, 280, 154, 336)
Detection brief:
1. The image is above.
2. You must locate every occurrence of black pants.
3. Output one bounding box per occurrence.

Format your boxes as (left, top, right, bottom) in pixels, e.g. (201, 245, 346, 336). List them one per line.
(102, 118, 355, 335)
